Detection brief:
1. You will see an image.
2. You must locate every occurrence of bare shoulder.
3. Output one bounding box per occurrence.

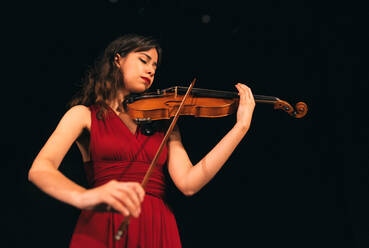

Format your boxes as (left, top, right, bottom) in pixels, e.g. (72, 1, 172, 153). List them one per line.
(62, 105, 91, 130)
(67, 105, 91, 116)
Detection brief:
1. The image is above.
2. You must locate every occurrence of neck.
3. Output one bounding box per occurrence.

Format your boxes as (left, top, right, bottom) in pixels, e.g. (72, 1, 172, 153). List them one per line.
(109, 91, 127, 113)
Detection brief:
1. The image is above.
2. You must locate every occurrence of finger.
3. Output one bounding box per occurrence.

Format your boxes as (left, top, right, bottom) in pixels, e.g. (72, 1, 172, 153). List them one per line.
(116, 183, 142, 209)
(129, 183, 145, 202)
(106, 196, 130, 216)
(236, 84, 247, 103)
(120, 185, 142, 211)
(238, 84, 250, 98)
(245, 85, 254, 101)
(246, 87, 255, 104)
(234, 83, 240, 94)
(239, 84, 254, 103)
(235, 84, 244, 97)
(113, 190, 140, 218)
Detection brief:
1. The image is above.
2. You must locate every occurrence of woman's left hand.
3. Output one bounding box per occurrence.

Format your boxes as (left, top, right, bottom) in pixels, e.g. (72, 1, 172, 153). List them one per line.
(234, 83, 255, 132)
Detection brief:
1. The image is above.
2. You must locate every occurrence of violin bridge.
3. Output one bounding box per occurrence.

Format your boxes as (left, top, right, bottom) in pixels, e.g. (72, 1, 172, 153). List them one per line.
(174, 86, 178, 98)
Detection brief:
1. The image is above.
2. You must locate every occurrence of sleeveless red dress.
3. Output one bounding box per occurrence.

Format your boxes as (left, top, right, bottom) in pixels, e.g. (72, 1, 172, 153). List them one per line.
(69, 105, 182, 247)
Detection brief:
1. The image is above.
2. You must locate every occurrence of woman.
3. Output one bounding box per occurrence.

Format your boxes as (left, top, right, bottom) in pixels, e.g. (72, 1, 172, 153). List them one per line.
(28, 34, 255, 247)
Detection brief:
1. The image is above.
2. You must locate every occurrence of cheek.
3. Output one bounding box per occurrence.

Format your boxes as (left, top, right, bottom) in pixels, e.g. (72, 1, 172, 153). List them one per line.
(123, 61, 140, 78)
(121, 65, 135, 82)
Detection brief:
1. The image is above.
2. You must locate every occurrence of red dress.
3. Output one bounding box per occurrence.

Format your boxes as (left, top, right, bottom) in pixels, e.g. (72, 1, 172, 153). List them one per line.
(69, 105, 182, 247)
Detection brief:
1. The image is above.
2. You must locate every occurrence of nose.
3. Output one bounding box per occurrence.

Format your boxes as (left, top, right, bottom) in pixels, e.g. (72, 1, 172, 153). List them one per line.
(146, 65, 155, 76)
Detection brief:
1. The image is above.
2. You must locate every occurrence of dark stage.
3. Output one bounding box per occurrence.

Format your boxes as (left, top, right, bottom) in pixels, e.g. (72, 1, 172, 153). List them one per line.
(5, 1, 369, 247)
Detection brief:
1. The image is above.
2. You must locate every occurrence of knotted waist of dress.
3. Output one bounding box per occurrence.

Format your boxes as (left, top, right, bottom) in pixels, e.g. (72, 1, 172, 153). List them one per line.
(84, 161, 166, 199)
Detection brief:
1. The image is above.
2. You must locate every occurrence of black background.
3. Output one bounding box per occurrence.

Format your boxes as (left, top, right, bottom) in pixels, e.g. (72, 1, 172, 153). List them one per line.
(5, 0, 369, 247)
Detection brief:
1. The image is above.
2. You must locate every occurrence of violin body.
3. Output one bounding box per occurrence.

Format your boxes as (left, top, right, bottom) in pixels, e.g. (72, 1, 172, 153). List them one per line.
(125, 90, 239, 122)
(124, 86, 308, 123)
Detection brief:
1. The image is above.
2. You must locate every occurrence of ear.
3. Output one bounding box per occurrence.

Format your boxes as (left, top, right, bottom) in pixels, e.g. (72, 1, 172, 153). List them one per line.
(114, 53, 122, 68)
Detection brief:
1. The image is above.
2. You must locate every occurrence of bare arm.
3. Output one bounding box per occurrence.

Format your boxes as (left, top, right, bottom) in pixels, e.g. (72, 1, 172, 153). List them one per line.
(28, 105, 91, 207)
(167, 83, 255, 196)
(28, 105, 144, 217)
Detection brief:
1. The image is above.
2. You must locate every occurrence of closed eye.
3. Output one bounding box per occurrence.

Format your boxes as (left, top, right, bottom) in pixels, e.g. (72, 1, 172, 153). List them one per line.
(139, 58, 147, 64)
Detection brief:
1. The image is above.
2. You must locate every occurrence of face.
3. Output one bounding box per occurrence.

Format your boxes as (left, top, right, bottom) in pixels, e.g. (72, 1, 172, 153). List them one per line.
(115, 48, 158, 95)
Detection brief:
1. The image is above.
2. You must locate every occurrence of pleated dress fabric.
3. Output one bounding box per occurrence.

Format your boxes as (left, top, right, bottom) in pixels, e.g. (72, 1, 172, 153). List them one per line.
(69, 104, 181, 248)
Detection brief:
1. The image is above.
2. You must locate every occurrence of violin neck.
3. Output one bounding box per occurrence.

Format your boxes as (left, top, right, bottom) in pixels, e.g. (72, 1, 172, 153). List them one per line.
(166, 86, 279, 103)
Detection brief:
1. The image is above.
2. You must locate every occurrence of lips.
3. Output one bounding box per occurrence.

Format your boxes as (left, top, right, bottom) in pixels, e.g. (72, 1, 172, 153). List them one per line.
(141, 77, 150, 85)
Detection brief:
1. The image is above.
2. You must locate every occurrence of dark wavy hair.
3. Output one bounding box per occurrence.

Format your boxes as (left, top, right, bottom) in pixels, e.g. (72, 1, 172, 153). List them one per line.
(69, 34, 162, 119)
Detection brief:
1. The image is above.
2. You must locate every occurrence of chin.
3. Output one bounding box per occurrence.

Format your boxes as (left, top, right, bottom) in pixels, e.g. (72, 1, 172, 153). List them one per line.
(130, 86, 147, 93)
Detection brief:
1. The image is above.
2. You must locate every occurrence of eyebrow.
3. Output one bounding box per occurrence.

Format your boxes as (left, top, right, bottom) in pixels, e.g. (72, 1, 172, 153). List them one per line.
(140, 53, 157, 67)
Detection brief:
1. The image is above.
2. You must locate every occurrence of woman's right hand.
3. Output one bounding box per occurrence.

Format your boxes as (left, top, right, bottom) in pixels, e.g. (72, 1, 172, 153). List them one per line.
(77, 180, 145, 218)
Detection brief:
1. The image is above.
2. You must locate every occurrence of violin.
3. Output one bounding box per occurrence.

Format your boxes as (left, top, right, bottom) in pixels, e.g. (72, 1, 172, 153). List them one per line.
(124, 86, 308, 123)
(115, 80, 308, 240)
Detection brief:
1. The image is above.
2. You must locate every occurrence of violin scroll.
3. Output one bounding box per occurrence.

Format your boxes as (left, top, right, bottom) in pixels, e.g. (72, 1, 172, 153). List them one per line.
(273, 100, 308, 118)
